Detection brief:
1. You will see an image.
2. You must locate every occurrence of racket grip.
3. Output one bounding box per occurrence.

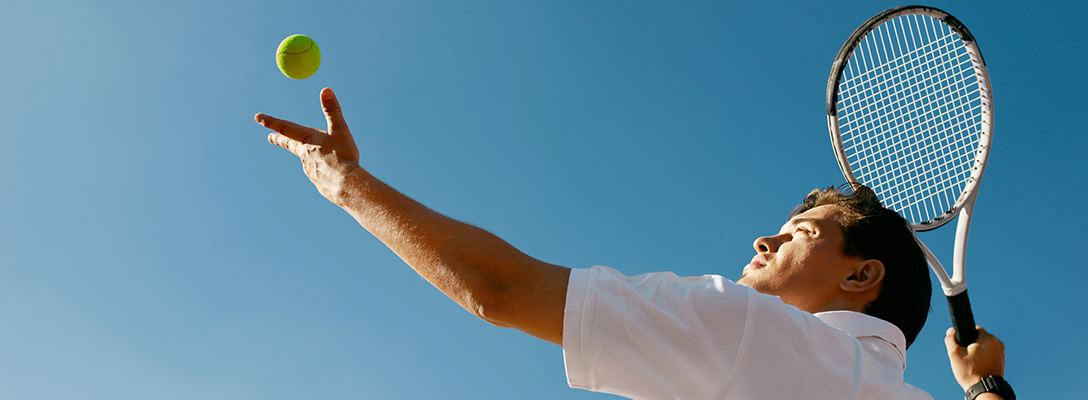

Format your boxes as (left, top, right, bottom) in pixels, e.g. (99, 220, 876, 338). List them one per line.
(947, 290, 978, 346)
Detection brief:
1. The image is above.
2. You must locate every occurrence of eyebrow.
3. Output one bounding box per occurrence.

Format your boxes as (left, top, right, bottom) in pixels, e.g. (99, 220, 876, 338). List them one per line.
(789, 217, 822, 227)
(779, 216, 823, 234)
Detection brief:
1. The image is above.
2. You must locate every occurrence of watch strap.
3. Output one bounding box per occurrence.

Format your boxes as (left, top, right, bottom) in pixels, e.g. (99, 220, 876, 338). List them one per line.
(965, 375, 1015, 400)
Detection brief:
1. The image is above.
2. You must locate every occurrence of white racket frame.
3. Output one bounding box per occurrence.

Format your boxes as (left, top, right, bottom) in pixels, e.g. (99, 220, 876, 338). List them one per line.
(825, 6, 994, 297)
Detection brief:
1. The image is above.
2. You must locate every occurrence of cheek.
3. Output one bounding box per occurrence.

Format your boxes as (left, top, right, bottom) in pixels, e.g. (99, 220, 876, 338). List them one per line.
(777, 246, 820, 280)
(777, 247, 807, 271)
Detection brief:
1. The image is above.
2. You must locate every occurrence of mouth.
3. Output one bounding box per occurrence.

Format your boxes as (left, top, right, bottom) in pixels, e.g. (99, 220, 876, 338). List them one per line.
(741, 254, 768, 277)
(748, 254, 768, 268)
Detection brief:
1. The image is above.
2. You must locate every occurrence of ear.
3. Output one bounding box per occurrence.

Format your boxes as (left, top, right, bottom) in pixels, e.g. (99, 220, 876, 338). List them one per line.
(841, 259, 885, 293)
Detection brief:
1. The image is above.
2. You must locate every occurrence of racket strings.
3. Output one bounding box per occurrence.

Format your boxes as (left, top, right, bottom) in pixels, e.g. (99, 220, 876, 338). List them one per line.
(835, 14, 983, 224)
(840, 26, 960, 95)
(839, 24, 978, 164)
(840, 39, 978, 144)
(849, 72, 979, 215)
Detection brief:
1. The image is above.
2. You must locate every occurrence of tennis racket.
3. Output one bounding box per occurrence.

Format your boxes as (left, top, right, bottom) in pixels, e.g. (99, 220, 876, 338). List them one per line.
(825, 5, 994, 346)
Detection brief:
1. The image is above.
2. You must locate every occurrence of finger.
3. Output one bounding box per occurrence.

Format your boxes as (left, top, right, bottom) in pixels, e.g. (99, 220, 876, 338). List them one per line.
(319, 88, 349, 135)
(945, 328, 958, 348)
(255, 113, 316, 143)
(945, 327, 967, 353)
(973, 326, 993, 342)
(972, 327, 1003, 349)
(268, 132, 303, 156)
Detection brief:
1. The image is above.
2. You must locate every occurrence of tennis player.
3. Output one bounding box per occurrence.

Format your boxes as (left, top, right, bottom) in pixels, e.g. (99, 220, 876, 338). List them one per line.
(255, 88, 1010, 400)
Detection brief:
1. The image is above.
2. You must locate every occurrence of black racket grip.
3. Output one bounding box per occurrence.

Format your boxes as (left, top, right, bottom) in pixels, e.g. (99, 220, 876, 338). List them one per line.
(947, 290, 979, 346)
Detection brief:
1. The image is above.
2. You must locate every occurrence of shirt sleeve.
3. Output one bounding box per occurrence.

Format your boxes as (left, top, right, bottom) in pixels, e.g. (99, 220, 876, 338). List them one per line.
(562, 265, 754, 399)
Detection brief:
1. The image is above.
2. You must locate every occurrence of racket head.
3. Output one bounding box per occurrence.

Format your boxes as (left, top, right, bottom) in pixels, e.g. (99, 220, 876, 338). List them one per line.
(826, 5, 994, 232)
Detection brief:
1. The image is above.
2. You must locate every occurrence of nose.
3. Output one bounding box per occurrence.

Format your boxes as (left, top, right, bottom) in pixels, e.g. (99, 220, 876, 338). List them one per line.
(753, 233, 787, 253)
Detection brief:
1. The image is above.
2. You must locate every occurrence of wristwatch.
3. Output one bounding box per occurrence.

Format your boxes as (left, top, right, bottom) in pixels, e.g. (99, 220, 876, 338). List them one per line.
(965, 375, 1015, 400)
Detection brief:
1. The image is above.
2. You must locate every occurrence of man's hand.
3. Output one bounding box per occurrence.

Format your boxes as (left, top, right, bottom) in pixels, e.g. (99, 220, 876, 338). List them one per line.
(255, 87, 361, 206)
(945, 326, 1006, 393)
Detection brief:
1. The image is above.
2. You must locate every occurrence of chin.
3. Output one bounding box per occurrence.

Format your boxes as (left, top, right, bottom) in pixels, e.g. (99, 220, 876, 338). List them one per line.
(738, 277, 777, 296)
(737, 276, 765, 292)
(736, 273, 750, 286)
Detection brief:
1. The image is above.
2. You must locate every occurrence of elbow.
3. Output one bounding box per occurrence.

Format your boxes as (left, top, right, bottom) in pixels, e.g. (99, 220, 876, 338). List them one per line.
(469, 283, 566, 346)
(456, 266, 569, 346)
(469, 289, 518, 328)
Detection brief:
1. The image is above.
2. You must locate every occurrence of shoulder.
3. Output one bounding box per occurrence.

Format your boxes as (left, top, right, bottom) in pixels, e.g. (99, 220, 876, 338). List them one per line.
(564, 266, 755, 398)
(564, 266, 931, 399)
(815, 310, 909, 365)
(567, 265, 751, 307)
(722, 309, 929, 398)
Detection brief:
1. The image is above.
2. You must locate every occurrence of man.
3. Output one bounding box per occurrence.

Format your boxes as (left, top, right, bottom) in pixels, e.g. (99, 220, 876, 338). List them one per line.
(255, 88, 1010, 399)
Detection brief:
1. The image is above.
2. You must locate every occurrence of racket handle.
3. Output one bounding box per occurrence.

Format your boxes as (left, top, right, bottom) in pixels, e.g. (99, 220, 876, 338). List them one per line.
(947, 290, 979, 346)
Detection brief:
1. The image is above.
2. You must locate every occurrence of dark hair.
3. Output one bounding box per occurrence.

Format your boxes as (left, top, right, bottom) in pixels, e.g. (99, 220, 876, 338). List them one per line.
(792, 184, 931, 348)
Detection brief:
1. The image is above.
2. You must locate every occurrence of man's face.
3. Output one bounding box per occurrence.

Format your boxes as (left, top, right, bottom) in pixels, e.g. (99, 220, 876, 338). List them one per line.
(737, 205, 861, 312)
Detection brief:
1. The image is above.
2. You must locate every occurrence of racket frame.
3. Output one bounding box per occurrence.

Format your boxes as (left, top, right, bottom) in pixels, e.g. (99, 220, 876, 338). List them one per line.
(824, 5, 994, 345)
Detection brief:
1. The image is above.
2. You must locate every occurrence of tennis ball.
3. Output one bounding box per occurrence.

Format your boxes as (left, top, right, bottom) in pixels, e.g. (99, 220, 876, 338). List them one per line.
(276, 35, 321, 80)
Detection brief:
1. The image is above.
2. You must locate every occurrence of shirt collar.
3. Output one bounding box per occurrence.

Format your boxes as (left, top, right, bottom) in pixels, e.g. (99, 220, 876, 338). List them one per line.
(813, 310, 907, 365)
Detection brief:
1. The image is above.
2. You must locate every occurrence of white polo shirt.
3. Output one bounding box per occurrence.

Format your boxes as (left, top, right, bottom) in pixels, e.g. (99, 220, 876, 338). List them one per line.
(563, 265, 933, 400)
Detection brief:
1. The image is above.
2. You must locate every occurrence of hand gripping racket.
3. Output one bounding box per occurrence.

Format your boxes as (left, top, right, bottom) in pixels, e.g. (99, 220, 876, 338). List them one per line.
(825, 5, 994, 345)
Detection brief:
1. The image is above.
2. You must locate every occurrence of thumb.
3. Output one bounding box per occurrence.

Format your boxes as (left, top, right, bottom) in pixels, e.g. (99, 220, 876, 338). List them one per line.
(320, 88, 348, 134)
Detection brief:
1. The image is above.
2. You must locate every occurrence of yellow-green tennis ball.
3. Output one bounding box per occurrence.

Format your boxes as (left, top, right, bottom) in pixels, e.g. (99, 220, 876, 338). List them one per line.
(276, 35, 321, 80)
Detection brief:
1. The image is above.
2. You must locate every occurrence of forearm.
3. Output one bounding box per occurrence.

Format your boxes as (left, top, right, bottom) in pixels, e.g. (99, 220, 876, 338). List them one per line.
(335, 167, 569, 344)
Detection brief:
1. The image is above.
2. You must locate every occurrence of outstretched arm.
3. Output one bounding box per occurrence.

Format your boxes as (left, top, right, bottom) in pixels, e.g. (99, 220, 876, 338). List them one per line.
(255, 88, 570, 345)
(945, 326, 1008, 399)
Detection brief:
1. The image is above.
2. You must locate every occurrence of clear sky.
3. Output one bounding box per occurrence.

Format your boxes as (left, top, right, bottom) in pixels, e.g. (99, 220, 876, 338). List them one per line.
(1, 0, 1084, 399)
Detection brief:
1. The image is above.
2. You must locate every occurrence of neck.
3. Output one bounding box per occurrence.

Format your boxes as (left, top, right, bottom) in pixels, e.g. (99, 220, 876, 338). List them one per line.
(799, 295, 872, 315)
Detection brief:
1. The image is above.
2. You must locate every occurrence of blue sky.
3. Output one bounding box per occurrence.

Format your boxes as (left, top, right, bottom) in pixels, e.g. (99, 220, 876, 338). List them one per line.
(1, 0, 1084, 398)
